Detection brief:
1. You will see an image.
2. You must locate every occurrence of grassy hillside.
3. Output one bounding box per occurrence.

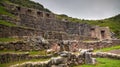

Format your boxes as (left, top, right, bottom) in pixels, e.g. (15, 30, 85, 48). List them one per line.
(57, 14, 83, 23)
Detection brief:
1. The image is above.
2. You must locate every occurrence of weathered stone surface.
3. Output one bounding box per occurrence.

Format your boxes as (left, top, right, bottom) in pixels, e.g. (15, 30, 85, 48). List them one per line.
(0, 53, 52, 64)
(92, 52, 120, 60)
(79, 40, 120, 50)
(0, 36, 50, 51)
(0, 53, 29, 64)
(79, 49, 97, 65)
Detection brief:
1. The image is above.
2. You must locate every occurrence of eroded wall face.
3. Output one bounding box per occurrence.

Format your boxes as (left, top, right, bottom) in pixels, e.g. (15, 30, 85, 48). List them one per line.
(90, 26, 111, 40)
(90, 28, 96, 38)
(100, 27, 111, 40)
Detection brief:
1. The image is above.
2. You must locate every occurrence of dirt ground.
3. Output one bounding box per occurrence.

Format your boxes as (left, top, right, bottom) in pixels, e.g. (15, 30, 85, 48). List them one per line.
(109, 49, 120, 54)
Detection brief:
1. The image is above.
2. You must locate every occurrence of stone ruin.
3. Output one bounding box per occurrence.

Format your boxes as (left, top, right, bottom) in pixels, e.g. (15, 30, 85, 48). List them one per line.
(0, 2, 112, 41)
(90, 26, 111, 40)
(0, 50, 96, 67)
(0, 2, 120, 67)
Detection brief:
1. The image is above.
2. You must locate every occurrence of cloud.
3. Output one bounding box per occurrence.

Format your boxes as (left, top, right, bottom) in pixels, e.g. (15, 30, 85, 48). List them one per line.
(32, 0, 120, 20)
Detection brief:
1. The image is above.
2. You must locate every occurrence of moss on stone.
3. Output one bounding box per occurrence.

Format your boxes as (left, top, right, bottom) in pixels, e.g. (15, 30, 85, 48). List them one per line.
(0, 20, 16, 27)
(0, 37, 18, 42)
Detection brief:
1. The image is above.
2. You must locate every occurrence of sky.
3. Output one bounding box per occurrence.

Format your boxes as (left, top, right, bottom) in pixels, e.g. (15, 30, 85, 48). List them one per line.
(32, 0, 120, 20)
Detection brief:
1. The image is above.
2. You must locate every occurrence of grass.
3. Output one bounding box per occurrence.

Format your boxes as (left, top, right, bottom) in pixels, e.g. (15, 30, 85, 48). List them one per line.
(0, 20, 36, 30)
(29, 50, 47, 55)
(0, 50, 47, 56)
(0, 19, 36, 30)
(0, 5, 15, 18)
(74, 58, 120, 67)
(95, 45, 120, 52)
(0, 37, 19, 42)
(0, 58, 50, 67)
(0, 50, 27, 54)
(0, 20, 16, 27)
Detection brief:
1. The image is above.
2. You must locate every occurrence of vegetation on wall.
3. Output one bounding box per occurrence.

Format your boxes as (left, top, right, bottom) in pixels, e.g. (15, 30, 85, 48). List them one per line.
(57, 14, 83, 23)
(0, 20, 16, 27)
(0, 4, 15, 17)
(7, 0, 51, 12)
(0, 37, 17, 42)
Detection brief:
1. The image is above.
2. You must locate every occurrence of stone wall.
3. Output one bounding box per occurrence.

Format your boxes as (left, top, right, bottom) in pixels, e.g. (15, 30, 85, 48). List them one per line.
(0, 53, 52, 64)
(0, 3, 112, 40)
(90, 26, 111, 40)
(0, 24, 43, 38)
(0, 40, 48, 51)
(9, 52, 85, 67)
(59, 39, 120, 52)
(0, 39, 120, 52)
(78, 40, 120, 50)
(0, 3, 92, 39)
(0, 53, 29, 64)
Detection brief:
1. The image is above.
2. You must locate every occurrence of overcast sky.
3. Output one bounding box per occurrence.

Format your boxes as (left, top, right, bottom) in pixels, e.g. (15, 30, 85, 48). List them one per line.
(32, 0, 120, 20)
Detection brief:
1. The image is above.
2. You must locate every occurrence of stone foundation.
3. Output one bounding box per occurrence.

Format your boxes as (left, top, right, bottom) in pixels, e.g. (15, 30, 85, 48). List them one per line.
(0, 41, 48, 51)
(0, 53, 52, 64)
(0, 39, 120, 52)
(58, 39, 120, 52)
(10, 52, 85, 67)
(79, 40, 120, 50)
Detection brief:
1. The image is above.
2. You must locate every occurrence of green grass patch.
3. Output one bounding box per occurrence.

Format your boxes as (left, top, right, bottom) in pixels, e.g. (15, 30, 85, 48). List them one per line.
(0, 5, 15, 18)
(0, 37, 19, 42)
(95, 45, 120, 52)
(0, 50, 27, 54)
(29, 50, 47, 55)
(0, 20, 16, 27)
(74, 58, 120, 67)
(0, 20, 36, 30)
(0, 50, 47, 56)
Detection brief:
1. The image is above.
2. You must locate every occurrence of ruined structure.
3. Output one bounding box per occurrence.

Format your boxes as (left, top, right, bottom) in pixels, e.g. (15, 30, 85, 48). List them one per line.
(90, 26, 111, 40)
(0, 3, 114, 53)
(0, 2, 120, 67)
(0, 3, 112, 41)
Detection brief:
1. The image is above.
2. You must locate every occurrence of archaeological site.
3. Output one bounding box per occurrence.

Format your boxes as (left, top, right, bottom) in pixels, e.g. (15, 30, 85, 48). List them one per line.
(0, 0, 120, 67)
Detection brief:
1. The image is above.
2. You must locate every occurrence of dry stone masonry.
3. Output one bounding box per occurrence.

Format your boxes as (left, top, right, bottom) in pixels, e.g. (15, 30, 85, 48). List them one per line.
(0, 2, 112, 41)
(9, 51, 92, 67)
